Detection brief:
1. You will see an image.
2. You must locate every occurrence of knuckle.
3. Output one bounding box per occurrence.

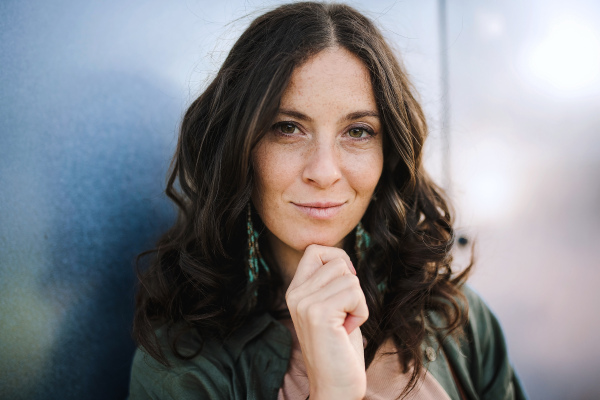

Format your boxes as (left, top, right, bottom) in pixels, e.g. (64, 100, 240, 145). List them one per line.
(335, 257, 347, 266)
(296, 297, 311, 316)
(336, 248, 350, 258)
(345, 283, 360, 297)
(330, 258, 348, 273)
(306, 302, 323, 321)
(361, 303, 370, 319)
(320, 260, 339, 276)
(305, 243, 320, 253)
(353, 284, 364, 298)
(342, 273, 360, 286)
(285, 289, 298, 306)
(347, 280, 365, 301)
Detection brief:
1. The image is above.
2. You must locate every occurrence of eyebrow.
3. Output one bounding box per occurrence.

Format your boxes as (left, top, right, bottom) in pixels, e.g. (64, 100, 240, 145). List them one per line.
(277, 108, 379, 123)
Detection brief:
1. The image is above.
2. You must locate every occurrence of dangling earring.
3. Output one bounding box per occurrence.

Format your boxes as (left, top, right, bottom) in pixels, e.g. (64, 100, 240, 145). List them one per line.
(246, 203, 270, 286)
(355, 222, 387, 293)
(355, 221, 371, 263)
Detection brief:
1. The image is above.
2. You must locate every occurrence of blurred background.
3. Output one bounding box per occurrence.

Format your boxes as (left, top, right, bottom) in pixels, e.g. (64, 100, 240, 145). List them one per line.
(1, 0, 598, 398)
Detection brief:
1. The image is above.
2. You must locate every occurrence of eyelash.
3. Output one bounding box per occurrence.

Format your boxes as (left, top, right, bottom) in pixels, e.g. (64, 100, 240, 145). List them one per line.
(271, 121, 376, 141)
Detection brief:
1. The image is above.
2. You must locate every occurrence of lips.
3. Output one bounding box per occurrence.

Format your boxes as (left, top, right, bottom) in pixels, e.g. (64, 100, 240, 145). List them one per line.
(291, 201, 346, 219)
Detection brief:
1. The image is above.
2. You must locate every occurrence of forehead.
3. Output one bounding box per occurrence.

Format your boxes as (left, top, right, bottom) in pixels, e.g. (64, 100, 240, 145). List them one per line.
(280, 47, 377, 113)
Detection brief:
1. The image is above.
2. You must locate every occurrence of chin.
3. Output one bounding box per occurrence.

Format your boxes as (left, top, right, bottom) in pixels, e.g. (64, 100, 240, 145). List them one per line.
(292, 230, 348, 251)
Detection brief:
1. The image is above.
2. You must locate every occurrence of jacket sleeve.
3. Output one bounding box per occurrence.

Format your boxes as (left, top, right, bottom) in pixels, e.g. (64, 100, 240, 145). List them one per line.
(128, 346, 233, 400)
(443, 286, 528, 400)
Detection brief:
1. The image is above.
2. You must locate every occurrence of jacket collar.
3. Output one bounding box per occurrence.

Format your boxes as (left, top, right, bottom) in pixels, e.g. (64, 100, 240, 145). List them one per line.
(223, 312, 291, 360)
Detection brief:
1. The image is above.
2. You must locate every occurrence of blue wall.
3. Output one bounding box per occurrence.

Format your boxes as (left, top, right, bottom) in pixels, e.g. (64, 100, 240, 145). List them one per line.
(0, 1, 177, 398)
(2, 0, 599, 399)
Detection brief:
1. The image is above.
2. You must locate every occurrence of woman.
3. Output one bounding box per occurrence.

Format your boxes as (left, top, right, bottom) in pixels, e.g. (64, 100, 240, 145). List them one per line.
(129, 2, 526, 399)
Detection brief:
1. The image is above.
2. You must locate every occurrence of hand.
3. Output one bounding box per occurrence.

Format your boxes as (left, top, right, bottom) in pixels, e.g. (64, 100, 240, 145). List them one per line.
(285, 244, 369, 400)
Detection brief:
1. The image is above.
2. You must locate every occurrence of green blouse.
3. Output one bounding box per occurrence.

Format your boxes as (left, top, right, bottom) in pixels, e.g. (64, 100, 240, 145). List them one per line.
(129, 286, 527, 399)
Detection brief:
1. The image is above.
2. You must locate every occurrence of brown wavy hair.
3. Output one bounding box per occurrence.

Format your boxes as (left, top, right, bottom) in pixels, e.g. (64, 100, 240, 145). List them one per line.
(133, 2, 471, 397)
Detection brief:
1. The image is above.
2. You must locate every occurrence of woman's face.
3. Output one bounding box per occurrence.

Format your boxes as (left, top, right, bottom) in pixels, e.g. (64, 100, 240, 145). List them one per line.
(252, 47, 384, 259)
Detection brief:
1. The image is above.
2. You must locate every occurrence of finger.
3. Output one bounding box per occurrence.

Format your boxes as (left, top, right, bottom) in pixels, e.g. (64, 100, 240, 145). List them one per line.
(287, 264, 359, 324)
(316, 246, 354, 275)
(296, 272, 361, 306)
(343, 314, 367, 335)
(292, 258, 351, 298)
(294, 275, 368, 332)
(289, 245, 354, 291)
(322, 284, 369, 334)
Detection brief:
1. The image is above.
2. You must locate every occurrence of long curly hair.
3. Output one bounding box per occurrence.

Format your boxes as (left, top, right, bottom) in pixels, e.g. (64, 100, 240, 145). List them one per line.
(133, 2, 471, 397)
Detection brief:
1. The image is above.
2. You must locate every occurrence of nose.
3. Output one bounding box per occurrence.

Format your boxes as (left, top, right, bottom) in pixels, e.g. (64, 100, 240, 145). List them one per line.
(302, 139, 342, 188)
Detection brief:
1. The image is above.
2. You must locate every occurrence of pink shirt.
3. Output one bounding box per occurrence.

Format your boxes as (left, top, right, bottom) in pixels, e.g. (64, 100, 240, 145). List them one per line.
(277, 318, 452, 400)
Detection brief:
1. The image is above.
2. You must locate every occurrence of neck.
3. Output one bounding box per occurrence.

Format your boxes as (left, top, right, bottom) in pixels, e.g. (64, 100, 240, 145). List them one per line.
(266, 232, 305, 290)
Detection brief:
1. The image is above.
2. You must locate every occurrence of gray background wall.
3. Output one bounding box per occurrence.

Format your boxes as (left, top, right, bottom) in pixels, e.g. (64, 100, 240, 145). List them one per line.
(1, 0, 599, 399)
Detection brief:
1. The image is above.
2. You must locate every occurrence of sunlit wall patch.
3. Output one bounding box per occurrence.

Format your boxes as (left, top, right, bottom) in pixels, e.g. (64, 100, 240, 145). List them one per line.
(525, 18, 600, 93)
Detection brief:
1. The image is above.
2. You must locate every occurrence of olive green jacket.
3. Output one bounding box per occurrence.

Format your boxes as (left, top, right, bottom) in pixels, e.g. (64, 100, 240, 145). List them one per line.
(129, 287, 527, 399)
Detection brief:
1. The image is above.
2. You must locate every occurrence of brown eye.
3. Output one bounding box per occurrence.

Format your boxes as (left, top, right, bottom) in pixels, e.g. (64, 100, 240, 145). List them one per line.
(348, 128, 367, 138)
(280, 123, 297, 134)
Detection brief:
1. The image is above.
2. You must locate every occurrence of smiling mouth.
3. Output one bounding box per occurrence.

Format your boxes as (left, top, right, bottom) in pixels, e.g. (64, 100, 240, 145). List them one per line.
(291, 202, 346, 219)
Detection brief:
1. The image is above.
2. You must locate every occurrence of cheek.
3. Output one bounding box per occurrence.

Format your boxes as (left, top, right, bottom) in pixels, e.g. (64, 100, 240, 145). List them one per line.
(252, 144, 299, 205)
(343, 150, 384, 195)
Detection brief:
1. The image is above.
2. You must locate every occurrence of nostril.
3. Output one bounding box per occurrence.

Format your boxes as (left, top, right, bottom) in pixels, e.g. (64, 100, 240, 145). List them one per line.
(302, 148, 342, 187)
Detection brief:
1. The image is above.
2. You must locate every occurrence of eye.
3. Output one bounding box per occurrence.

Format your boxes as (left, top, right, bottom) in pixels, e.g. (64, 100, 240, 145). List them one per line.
(348, 127, 371, 139)
(275, 122, 300, 135)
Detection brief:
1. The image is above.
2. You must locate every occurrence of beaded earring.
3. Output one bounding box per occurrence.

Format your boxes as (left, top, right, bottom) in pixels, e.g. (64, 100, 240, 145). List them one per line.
(355, 221, 387, 294)
(246, 203, 270, 287)
(355, 221, 371, 263)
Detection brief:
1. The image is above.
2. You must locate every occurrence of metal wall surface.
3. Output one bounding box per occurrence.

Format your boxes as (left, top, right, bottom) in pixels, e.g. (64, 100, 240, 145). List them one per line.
(0, 1, 180, 398)
(1, 0, 598, 399)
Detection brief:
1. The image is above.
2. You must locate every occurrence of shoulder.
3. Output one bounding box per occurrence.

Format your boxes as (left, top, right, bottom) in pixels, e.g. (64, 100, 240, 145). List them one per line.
(439, 285, 528, 399)
(128, 314, 292, 400)
(462, 285, 502, 348)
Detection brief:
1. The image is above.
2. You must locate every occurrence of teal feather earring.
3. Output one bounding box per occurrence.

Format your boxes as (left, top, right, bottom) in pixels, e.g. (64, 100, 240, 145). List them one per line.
(355, 221, 387, 294)
(246, 204, 270, 301)
(355, 221, 371, 259)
